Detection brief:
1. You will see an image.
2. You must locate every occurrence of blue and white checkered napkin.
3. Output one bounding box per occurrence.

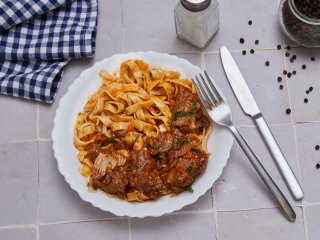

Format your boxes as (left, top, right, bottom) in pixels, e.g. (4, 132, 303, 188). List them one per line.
(0, 0, 98, 103)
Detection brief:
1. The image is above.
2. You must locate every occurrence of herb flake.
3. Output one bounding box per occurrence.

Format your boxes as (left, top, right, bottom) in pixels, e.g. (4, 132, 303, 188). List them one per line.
(186, 166, 194, 175)
(173, 102, 199, 121)
(173, 111, 187, 121)
(174, 137, 186, 146)
(186, 185, 194, 193)
(108, 136, 116, 143)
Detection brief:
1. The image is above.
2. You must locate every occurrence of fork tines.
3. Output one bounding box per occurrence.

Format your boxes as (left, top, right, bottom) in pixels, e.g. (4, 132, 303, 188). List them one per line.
(192, 71, 222, 110)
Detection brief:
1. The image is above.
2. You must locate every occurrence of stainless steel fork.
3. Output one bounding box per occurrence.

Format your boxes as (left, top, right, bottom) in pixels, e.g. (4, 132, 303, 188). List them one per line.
(192, 71, 296, 222)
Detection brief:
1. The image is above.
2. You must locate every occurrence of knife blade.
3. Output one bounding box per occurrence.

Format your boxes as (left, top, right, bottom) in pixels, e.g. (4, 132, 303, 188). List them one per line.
(220, 45, 304, 200)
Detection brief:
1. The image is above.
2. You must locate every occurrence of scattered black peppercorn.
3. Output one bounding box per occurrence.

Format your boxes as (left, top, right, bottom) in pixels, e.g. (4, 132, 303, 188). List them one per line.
(306, 90, 310, 94)
(287, 72, 292, 78)
(285, 52, 290, 57)
(311, 57, 315, 61)
(290, 58, 294, 63)
(279, 85, 284, 90)
(304, 98, 308, 103)
(309, 86, 313, 92)
(250, 49, 254, 54)
(302, 64, 306, 69)
(248, 20, 252, 25)
(292, 70, 296, 75)
(277, 45, 281, 50)
(240, 38, 245, 44)
(283, 70, 288, 75)
(265, 61, 270, 66)
(277, 77, 282, 82)
(316, 163, 320, 169)
(255, 40, 259, 45)
(292, 55, 297, 59)
(316, 145, 320, 150)
(286, 45, 291, 50)
(242, 50, 246, 55)
(286, 108, 291, 114)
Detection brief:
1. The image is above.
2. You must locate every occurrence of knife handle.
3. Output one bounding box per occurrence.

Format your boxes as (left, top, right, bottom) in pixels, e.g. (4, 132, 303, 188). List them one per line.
(253, 114, 304, 200)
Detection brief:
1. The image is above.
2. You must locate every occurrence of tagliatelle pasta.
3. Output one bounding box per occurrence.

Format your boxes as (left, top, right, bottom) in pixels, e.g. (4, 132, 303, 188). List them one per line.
(74, 59, 211, 202)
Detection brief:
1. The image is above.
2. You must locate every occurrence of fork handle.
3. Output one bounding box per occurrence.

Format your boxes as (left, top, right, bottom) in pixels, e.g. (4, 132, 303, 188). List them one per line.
(253, 115, 303, 200)
(228, 125, 296, 222)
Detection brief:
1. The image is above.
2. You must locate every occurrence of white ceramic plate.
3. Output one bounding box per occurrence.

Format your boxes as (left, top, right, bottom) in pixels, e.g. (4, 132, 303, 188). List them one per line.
(52, 52, 233, 218)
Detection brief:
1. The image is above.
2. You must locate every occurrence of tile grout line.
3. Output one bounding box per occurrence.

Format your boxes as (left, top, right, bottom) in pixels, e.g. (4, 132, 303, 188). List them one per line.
(3, 202, 316, 230)
(291, 124, 303, 183)
(282, 38, 308, 240)
(201, 46, 226, 240)
(0, 138, 52, 145)
(216, 206, 296, 213)
(200, 52, 205, 70)
(36, 103, 40, 140)
(128, 217, 132, 240)
(36, 140, 41, 240)
(237, 122, 306, 129)
(201, 45, 218, 240)
(303, 201, 320, 207)
(38, 217, 128, 226)
(203, 52, 219, 240)
(121, 0, 124, 53)
(280, 14, 294, 125)
(37, 138, 51, 142)
(282, 38, 304, 184)
(168, 209, 215, 216)
(0, 224, 37, 230)
(212, 188, 220, 240)
(36, 102, 43, 240)
(302, 205, 310, 240)
(17, 204, 316, 227)
(0, 139, 38, 145)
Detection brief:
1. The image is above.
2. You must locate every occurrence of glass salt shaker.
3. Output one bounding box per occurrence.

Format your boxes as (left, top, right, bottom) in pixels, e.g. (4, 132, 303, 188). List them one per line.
(174, 0, 219, 48)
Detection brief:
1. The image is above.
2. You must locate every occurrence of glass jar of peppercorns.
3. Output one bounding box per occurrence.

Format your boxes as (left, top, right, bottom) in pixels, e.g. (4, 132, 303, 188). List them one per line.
(279, 0, 320, 47)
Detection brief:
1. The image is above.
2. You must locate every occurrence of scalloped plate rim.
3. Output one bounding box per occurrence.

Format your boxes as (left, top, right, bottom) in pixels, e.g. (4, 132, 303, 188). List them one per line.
(51, 51, 233, 218)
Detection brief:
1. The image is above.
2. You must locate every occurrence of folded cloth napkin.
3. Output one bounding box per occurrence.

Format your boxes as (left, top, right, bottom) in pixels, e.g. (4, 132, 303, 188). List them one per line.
(0, 0, 98, 103)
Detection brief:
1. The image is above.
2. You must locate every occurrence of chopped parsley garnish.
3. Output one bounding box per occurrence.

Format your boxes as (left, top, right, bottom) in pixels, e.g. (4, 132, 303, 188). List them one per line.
(189, 102, 198, 114)
(174, 137, 186, 146)
(173, 111, 188, 121)
(108, 136, 116, 143)
(186, 185, 194, 193)
(173, 102, 199, 121)
(154, 154, 160, 160)
(155, 145, 160, 150)
(186, 166, 194, 175)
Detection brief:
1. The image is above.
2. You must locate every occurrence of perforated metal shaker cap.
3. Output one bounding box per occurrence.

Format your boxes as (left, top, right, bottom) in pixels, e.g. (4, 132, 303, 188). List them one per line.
(181, 0, 211, 12)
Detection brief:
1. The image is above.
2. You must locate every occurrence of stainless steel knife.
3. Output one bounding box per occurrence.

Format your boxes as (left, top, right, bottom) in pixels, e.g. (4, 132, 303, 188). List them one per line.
(220, 45, 303, 200)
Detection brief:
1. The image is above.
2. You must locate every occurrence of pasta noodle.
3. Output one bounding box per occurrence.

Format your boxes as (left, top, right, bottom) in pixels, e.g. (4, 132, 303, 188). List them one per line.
(74, 59, 211, 202)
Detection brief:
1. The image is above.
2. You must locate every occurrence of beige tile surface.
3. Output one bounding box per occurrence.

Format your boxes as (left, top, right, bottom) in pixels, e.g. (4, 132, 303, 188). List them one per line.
(0, 142, 38, 226)
(0, 228, 37, 240)
(217, 207, 305, 240)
